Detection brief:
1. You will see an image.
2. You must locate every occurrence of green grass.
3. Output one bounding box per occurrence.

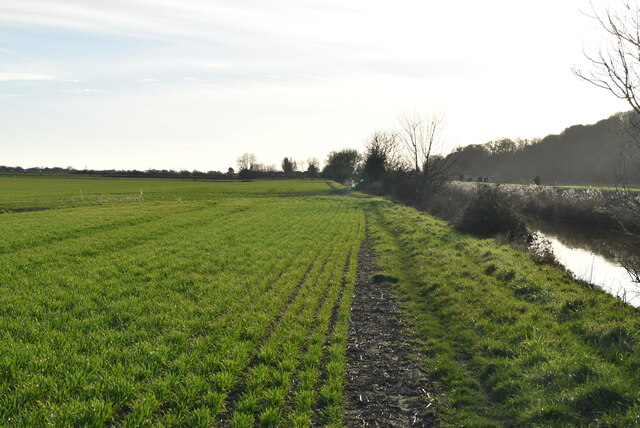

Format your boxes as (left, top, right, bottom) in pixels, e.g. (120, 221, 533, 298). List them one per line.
(3, 176, 640, 426)
(364, 198, 640, 426)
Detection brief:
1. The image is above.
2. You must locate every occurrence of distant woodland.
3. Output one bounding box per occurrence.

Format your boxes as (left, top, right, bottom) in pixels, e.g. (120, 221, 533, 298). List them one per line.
(447, 111, 640, 186)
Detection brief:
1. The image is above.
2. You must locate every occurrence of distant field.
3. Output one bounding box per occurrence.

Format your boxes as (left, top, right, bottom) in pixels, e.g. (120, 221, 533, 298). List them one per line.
(0, 178, 362, 426)
(0, 177, 332, 211)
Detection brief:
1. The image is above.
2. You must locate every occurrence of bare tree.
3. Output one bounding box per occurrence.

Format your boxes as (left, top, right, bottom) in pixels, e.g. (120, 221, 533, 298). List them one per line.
(236, 153, 257, 171)
(398, 111, 446, 178)
(397, 111, 456, 185)
(574, 2, 640, 173)
(252, 162, 277, 172)
(398, 111, 424, 173)
(574, 2, 640, 116)
(366, 130, 403, 167)
(306, 158, 320, 177)
(574, 2, 640, 282)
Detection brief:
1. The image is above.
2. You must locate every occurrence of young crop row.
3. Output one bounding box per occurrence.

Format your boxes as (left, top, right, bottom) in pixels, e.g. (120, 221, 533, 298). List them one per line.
(0, 184, 363, 426)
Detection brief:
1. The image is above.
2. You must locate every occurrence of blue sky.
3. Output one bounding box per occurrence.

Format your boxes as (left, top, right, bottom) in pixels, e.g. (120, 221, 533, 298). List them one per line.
(0, 0, 630, 171)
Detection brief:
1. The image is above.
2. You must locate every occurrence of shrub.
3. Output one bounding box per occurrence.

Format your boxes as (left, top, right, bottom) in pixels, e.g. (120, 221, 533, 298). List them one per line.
(457, 184, 530, 242)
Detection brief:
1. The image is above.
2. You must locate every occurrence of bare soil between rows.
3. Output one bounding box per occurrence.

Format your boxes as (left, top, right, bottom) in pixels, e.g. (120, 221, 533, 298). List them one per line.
(344, 230, 438, 427)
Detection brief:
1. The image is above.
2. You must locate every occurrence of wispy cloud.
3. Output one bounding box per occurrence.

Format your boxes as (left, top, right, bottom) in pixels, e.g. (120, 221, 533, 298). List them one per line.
(0, 0, 459, 90)
(0, 73, 55, 81)
(0, 1, 363, 44)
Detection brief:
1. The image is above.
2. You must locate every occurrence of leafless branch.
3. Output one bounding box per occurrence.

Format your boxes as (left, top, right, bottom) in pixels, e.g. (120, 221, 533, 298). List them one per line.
(397, 111, 446, 176)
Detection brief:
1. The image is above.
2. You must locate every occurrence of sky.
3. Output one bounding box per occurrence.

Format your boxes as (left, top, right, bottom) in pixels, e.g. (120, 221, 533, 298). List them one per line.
(0, 0, 632, 171)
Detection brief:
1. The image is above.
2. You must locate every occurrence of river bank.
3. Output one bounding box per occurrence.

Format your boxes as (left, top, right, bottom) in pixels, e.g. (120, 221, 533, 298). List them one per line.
(363, 196, 640, 425)
(422, 181, 640, 305)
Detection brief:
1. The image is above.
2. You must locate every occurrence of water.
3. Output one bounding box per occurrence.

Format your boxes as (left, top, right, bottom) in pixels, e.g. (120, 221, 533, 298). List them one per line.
(528, 219, 640, 306)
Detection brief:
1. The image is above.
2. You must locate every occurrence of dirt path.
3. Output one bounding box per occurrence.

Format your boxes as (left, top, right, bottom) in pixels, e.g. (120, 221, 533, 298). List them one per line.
(344, 230, 439, 427)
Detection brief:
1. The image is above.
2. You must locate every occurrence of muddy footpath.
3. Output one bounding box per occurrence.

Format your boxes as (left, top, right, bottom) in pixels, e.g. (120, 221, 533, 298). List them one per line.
(344, 231, 440, 427)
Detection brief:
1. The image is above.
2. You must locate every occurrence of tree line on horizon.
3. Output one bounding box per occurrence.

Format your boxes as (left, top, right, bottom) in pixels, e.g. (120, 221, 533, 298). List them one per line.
(0, 157, 322, 180)
(4, 110, 638, 188)
(320, 110, 640, 191)
(233, 153, 321, 179)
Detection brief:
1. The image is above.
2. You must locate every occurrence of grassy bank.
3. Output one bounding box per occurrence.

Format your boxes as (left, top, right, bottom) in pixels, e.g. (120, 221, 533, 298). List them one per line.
(365, 197, 640, 426)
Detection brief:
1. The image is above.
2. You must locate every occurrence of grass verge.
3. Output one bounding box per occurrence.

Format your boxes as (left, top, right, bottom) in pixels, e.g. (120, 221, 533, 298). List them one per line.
(364, 197, 640, 426)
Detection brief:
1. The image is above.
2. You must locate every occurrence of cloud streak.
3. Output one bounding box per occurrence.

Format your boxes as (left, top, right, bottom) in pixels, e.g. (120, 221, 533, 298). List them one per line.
(0, 1, 365, 46)
(0, 73, 55, 81)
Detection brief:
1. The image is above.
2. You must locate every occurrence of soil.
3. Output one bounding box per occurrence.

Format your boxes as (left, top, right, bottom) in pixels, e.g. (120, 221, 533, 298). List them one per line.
(1, 207, 48, 214)
(344, 230, 439, 427)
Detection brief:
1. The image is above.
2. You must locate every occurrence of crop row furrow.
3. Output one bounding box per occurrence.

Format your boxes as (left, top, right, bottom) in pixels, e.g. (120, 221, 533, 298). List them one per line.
(279, 244, 356, 427)
(1, 217, 308, 424)
(0, 203, 213, 255)
(0, 212, 156, 255)
(118, 242, 333, 426)
(313, 217, 362, 425)
(107, 230, 319, 425)
(211, 245, 338, 425)
(0, 211, 266, 352)
(143, 251, 330, 426)
(224, 207, 364, 427)
(1, 204, 252, 275)
(0, 204, 275, 327)
(223, 241, 348, 427)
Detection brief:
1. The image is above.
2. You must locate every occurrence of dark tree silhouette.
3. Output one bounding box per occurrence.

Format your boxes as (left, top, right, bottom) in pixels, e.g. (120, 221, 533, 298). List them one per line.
(361, 131, 400, 186)
(322, 149, 360, 183)
(306, 158, 320, 177)
(281, 157, 296, 175)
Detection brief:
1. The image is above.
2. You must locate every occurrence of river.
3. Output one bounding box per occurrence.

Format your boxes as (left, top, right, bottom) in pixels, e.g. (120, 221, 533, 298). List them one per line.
(528, 218, 640, 307)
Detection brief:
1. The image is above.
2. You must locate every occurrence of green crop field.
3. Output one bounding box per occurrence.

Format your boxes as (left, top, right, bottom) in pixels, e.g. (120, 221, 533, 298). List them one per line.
(0, 177, 333, 211)
(0, 177, 362, 426)
(4, 176, 640, 427)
